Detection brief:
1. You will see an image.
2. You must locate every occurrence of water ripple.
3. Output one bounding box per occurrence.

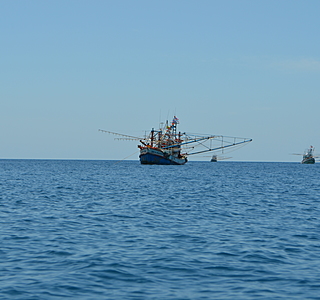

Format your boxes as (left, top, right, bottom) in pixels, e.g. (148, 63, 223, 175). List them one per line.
(1, 160, 320, 299)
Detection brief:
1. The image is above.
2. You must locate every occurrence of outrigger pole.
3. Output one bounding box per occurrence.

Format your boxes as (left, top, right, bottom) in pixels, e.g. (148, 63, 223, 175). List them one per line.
(98, 129, 141, 140)
(187, 138, 253, 156)
(162, 135, 217, 149)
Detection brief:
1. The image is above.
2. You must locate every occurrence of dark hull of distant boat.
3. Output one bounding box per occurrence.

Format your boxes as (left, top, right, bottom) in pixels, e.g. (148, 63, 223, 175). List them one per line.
(302, 157, 315, 164)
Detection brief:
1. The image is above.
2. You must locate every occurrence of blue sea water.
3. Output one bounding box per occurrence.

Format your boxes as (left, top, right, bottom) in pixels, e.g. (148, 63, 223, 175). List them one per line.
(1, 160, 320, 300)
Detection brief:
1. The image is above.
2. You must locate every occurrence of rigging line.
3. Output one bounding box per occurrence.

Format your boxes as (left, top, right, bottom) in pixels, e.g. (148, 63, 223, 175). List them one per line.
(190, 138, 212, 150)
(163, 135, 216, 149)
(113, 150, 140, 165)
(217, 142, 248, 154)
(187, 139, 252, 156)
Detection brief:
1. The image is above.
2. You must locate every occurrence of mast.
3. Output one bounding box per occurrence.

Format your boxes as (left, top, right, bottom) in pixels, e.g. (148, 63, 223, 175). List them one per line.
(150, 128, 154, 147)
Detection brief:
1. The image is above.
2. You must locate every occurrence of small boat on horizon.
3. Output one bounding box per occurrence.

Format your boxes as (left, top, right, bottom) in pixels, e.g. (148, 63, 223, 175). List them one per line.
(211, 155, 218, 162)
(292, 146, 318, 164)
(302, 146, 316, 164)
(209, 154, 232, 162)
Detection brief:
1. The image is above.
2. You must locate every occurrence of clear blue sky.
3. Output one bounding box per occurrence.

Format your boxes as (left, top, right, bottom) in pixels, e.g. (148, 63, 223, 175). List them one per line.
(1, 0, 319, 161)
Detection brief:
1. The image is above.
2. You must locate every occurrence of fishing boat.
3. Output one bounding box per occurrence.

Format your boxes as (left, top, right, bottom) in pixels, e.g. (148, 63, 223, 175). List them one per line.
(211, 155, 218, 162)
(301, 146, 316, 164)
(99, 116, 252, 165)
(138, 116, 187, 165)
(208, 154, 232, 162)
(292, 146, 318, 164)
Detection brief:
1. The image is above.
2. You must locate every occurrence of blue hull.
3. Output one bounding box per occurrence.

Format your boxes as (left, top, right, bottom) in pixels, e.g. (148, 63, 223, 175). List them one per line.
(139, 149, 187, 165)
(139, 147, 188, 165)
(139, 153, 181, 165)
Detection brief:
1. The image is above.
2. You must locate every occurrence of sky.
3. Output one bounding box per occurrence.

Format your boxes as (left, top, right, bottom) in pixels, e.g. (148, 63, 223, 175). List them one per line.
(1, 0, 320, 162)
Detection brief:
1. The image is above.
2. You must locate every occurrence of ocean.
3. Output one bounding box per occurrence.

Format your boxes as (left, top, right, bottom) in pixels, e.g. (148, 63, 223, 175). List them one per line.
(1, 160, 320, 299)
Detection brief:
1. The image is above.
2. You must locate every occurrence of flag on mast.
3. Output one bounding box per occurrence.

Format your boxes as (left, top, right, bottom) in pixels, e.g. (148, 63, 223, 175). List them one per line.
(172, 116, 179, 124)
